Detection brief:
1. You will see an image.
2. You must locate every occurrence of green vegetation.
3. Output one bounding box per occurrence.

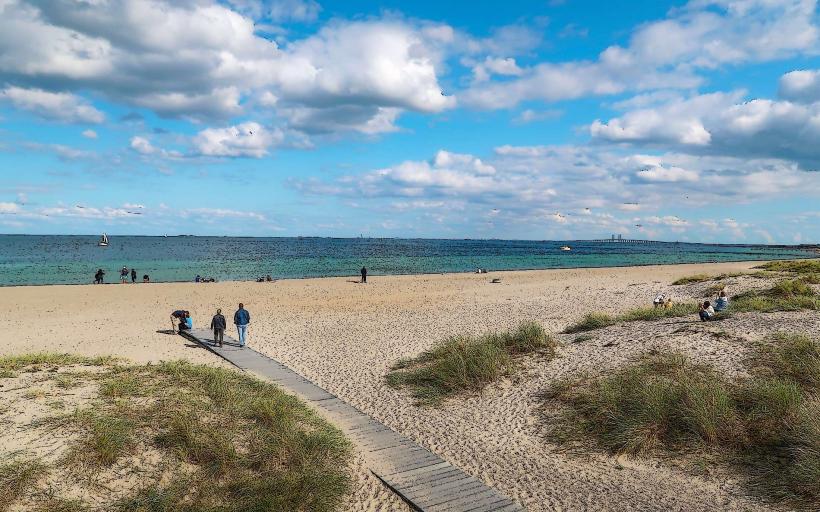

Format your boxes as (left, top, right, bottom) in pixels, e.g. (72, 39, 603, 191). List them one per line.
(387, 321, 556, 404)
(563, 304, 697, 333)
(2, 356, 351, 511)
(756, 259, 820, 274)
(0, 353, 116, 371)
(544, 333, 820, 506)
(703, 282, 726, 297)
(67, 411, 136, 467)
(0, 455, 47, 507)
(32, 498, 88, 512)
(563, 312, 616, 333)
(566, 277, 819, 334)
(672, 272, 748, 285)
(672, 273, 714, 285)
(732, 279, 820, 313)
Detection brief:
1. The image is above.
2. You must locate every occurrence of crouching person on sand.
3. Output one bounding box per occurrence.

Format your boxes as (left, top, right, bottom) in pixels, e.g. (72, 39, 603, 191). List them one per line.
(171, 310, 191, 332)
(699, 301, 715, 321)
(211, 308, 226, 347)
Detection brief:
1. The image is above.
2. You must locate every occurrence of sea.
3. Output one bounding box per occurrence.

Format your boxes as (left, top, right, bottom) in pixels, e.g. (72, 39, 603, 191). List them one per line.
(0, 235, 814, 286)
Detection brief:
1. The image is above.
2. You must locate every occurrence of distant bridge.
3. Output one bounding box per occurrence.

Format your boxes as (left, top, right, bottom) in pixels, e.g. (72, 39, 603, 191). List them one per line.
(589, 238, 667, 244)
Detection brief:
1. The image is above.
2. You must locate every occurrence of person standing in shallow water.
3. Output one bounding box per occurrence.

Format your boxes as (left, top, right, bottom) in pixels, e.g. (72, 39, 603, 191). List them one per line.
(360, 266, 367, 283)
(130, 268, 137, 283)
(234, 303, 250, 347)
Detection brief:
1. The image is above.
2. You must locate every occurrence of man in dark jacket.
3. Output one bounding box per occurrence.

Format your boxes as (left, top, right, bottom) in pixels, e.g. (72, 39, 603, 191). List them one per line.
(233, 303, 250, 347)
(130, 268, 137, 283)
(210, 308, 226, 347)
(360, 266, 367, 283)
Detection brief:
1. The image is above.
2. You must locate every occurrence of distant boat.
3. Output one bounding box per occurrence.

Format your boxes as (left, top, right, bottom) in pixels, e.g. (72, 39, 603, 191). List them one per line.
(98, 233, 109, 247)
(560, 245, 571, 251)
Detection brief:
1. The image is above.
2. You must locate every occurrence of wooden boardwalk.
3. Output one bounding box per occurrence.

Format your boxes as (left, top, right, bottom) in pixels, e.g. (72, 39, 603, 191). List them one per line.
(182, 327, 524, 512)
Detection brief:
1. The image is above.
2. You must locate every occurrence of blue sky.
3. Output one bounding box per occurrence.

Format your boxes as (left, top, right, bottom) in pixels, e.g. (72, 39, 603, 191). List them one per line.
(0, 0, 818, 242)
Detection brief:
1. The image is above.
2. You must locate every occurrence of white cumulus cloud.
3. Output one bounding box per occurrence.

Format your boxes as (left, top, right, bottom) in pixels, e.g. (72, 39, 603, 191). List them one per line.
(0, 86, 104, 123)
(193, 122, 282, 157)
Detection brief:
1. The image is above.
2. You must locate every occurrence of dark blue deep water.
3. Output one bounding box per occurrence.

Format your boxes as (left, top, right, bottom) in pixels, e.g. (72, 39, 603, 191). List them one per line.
(0, 235, 813, 286)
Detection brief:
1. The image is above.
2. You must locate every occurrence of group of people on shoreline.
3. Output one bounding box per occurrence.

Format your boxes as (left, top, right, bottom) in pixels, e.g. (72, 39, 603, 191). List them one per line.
(93, 267, 149, 284)
(171, 303, 251, 348)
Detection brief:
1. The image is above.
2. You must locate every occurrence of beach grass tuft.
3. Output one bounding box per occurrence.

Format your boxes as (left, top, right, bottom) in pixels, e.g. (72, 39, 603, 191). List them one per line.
(564, 304, 697, 333)
(0, 353, 117, 371)
(387, 321, 556, 404)
(0, 455, 48, 505)
(5, 359, 351, 511)
(672, 272, 747, 285)
(732, 279, 820, 313)
(755, 260, 820, 275)
(68, 410, 136, 468)
(544, 333, 820, 506)
(563, 312, 616, 333)
(672, 273, 714, 285)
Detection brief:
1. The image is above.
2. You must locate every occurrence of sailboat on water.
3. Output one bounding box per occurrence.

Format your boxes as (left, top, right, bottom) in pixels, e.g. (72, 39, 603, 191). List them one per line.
(98, 233, 109, 247)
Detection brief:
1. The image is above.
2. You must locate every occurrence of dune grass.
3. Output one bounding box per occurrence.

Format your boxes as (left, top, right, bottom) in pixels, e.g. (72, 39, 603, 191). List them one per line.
(0, 353, 116, 371)
(756, 259, 820, 274)
(3, 356, 351, 511)
(0, 456, 47, 506)
(563, 303, 697, 333)
(565, 278, 819, 334)
(544, 333, 820, 506)
(672, 272, 750, 285)
(732, 279, 820, 313)
(386, 321, 556, 404)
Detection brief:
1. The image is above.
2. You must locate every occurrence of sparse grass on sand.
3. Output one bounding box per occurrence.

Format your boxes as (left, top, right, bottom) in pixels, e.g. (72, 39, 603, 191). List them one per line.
(672, 272, 751, 285)
(564, 304, 697, 333)
(544, 333, 820, 507)
(0, 455, 48, 506)
(565, 278, 819, 333)
(0, 354, 351, 512)
(756, 259, 820, 275)
(732, 279, 820, 313)
(386, 321, 556, 405)
(672, 271, 775, 285)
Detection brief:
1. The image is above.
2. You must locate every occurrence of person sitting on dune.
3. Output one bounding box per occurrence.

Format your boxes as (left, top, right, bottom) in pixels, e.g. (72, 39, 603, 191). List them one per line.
(714, 290, 729, 312)
(699, 301, 715, 321)
(653, 293, 666, 308)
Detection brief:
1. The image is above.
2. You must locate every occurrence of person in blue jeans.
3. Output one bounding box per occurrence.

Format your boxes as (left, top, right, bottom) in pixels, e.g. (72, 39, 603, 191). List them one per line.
(234, 303, 250, 347)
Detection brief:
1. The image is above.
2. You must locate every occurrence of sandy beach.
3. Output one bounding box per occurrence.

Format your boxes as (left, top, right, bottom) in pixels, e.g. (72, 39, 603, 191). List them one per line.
(2, 260, 817, 511)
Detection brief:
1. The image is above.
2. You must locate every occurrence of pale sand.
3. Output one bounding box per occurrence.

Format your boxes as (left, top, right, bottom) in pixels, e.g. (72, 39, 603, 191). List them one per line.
(1, 260, 814, 511)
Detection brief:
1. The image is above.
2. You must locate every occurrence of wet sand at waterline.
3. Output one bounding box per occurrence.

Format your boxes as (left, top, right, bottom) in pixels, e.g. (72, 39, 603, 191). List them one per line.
(2, 260, 815, 511)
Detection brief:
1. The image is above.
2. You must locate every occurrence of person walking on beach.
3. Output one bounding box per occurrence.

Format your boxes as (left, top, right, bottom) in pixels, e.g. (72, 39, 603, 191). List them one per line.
(234, 303, 250, 347)
(120, 266, 129, 284)
(360, 266, 367, 284)
(210, 308, 226, 347)
(131, 268, 137, 283)
(94, 268, 105, 284)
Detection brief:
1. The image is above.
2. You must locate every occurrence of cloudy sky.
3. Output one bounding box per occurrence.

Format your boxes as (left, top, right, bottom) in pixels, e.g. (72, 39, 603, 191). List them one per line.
(0, 0, 818, 242)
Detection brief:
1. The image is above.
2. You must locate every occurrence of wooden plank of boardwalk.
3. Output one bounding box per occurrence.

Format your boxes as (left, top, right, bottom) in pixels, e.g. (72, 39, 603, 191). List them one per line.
(182, 327, 524, 512)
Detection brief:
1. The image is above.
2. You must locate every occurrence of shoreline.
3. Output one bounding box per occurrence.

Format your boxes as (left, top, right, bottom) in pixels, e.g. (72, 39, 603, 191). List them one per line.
(1, 253, 816, 288)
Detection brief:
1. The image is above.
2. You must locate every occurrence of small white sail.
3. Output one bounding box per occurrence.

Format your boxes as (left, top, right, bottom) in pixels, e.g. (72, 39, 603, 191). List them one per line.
(99, 233, 109, 246)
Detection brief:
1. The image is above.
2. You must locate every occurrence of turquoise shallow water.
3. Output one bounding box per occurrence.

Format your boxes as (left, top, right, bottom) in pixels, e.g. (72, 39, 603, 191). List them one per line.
(0, 235, 813, 286)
